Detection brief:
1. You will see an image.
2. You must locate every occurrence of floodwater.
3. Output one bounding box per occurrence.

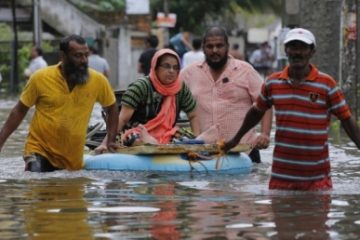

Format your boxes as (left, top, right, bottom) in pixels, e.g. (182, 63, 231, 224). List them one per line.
(1, 97, 360, 239)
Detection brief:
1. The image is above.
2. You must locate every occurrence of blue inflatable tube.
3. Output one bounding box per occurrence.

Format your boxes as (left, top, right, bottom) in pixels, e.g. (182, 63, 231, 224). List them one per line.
(84, 153, 252, 173)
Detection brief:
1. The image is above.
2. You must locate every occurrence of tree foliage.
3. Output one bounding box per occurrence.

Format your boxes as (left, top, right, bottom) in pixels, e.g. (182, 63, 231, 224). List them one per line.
(233, 0, 282, 13)
(69, 0, 125, 12)
(69, 0, 281, 34)
(150, 0, 281, 34)
(0, 23, 55, 88)
(150, 0, 225, 34)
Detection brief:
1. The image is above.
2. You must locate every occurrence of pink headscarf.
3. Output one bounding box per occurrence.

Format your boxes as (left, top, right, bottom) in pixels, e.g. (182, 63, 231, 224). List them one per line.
(124, 49, 182, 144)
(149, 49, 182, 96)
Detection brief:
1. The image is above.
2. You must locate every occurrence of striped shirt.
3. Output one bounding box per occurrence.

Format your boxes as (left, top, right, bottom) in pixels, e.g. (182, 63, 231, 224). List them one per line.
(121, 76, 196, 127)
(256, 65, 352, 181)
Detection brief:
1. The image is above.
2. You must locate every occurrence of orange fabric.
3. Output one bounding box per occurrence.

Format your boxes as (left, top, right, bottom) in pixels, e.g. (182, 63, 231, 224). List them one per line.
(125, 49, 182, 144)
(151, 184, 180, 240)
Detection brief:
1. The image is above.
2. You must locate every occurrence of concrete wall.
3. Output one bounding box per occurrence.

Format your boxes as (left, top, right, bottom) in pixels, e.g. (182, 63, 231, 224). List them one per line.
(300, 0, 342, 81)
(283, 0, 342, 81)
(40, 0, 105, 38)
(101, 27, 147, 91)
(36, 0, 149, 91)
(102, 37, 119, 88)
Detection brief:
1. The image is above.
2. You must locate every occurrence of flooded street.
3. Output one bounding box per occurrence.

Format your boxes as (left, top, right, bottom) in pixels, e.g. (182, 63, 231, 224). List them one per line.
(1, 97, 360, 239)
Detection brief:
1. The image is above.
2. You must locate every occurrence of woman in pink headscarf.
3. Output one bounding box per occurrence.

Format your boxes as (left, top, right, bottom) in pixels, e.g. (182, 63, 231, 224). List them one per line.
(95, 49, 199, 153)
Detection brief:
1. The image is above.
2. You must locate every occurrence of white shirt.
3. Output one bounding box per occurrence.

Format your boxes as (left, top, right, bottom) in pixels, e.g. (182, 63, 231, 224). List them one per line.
(182, 50, 205, 68)
(27, 56, 48, 75)
(249, 49, 273, 68)
(88, 54, 110, 75)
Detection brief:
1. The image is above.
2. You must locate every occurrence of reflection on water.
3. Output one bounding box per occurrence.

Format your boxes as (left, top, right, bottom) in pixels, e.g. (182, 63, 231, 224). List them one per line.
(22, 178, 93, 239)
(1, 98, 360, 239)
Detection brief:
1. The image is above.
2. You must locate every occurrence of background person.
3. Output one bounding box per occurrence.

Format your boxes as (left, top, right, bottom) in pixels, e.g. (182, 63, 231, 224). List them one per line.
(229, 43, 244, 60)
(88, 45, 111, 78)
(169, 31, 193, 59)
(180, 26, 272, 163)
(182, 37, 205, 68)
(223, 28, 360, 190)
(138, 35, 159, 76)
(24, 46, 48, 80)
(249, 41, 275, 78)
(95, 49, 199, 153)
(0, 35, 118, 172)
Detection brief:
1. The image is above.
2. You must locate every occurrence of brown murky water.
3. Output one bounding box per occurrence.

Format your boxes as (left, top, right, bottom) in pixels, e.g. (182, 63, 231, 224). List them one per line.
(1, 97, 360, 239)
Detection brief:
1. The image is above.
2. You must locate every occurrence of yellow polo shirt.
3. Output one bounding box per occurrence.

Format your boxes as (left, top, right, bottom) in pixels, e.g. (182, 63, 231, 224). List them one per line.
(20, 64, 115, 170)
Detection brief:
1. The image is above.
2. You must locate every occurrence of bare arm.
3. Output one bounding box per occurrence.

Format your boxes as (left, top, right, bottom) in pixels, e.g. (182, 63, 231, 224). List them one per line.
(181, 32, 193, 51)
(102, 103, 119, 152)
(116, 105, 136, 133)
(95, 105, 135, 154)
(103, 60, 111, 78)
(255, 107, 273, 149)
(103, 69, 110, 79)
(223, 106, 266, 152)
(0, 101, 29, 151)
(341, 116, 360, 149)
(187, 110, 200, 136)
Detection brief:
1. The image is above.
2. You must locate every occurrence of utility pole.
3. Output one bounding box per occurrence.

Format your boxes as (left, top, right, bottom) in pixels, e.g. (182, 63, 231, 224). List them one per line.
(355, 0, 360, 120)
(10, 0, 19, 93)
(163, 0, 169, 44)
(281, 0, 300, 28)
(33, 0, 42, 46)
(164, 0, 169, 14)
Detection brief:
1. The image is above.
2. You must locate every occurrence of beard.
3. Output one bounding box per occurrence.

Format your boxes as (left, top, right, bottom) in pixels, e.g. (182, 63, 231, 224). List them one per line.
(63, 61, 89, 85)
(206, 54, 228, 70)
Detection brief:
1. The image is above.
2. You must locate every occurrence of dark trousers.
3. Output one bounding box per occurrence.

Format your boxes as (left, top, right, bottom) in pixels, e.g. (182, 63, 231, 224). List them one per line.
(248, 148, 261, 163)
(24, 154, 61, 172)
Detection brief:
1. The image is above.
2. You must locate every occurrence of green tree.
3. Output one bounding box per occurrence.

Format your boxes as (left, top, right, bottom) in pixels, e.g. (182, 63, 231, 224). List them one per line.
(234, 0, 282, 13)
(150, 0, 281, 34)
(69, 0, 281, 33)
(69, 0, 281, 34)
(0, 23, 55, 92)
(69, 0, 125, 12)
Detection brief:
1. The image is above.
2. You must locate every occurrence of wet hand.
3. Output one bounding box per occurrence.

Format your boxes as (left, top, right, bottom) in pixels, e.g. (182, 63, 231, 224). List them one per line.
(107, 142, 120, 153)
(94, 144, 108, 155)
(254, 133, 270, 149)
(221, 139, 237, 153)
